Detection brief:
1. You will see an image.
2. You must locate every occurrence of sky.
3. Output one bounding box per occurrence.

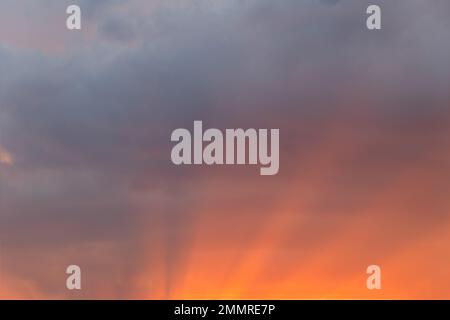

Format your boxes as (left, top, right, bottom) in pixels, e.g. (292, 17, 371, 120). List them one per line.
(0, 0, 449, 299)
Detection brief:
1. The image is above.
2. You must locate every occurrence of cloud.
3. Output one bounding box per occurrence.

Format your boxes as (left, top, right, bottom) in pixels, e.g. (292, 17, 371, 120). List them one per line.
(320, 0, 342, 5)
(0, 145, 13, 165)
(0, 0, 449, 298)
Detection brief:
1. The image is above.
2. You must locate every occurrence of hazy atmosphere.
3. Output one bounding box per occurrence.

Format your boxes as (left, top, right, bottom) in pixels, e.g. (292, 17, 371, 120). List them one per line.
(1, 0, 449, 299)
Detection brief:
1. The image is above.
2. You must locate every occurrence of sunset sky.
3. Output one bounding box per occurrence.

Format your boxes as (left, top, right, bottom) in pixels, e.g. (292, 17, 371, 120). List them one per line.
(1, 0, 449, 299)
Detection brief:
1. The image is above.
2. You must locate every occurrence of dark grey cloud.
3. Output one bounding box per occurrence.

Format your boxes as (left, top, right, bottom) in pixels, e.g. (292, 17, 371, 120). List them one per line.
(320, 0, 342, 5)
(99, 17, 137, 43)
(2, 0, 449, 216)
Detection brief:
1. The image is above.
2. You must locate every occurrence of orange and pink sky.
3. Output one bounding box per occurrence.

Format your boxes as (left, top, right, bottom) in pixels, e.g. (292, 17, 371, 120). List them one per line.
(1, 0, 449, 299)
